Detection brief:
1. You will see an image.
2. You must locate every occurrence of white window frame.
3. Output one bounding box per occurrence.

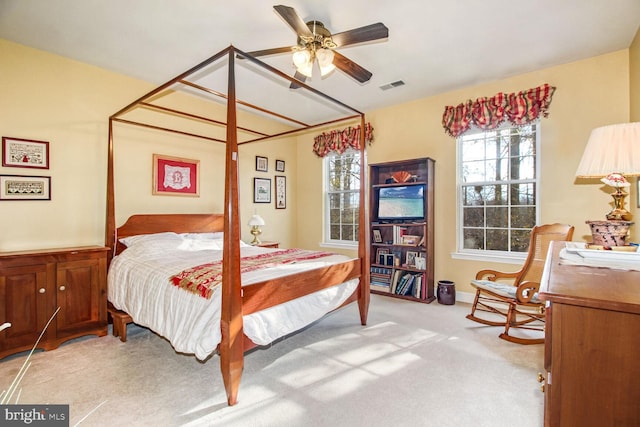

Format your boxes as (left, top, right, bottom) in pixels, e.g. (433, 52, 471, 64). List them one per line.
(453, 123, 541, 264)
(321, 149, 360, 249)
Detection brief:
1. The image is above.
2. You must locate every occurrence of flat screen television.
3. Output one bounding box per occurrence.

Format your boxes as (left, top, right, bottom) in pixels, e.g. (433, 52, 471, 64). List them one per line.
(376, 184, 425, 221)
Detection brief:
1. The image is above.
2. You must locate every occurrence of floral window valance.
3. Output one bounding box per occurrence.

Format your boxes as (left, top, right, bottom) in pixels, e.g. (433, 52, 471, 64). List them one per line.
(442, 83, 556, 138)
(313, 122, 374, 157)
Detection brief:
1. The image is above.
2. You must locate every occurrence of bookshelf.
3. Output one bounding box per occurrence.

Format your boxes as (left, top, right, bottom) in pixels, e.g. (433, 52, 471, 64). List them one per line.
(369, 158, 435, 303)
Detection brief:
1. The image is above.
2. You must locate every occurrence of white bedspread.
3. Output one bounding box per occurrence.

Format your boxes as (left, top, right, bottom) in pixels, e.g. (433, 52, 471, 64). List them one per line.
(107, 233, 358, 360)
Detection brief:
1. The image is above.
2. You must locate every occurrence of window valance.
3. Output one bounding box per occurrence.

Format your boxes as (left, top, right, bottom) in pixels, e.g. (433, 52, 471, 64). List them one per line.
(313, 123, 373, 157)
(442, 84, 556, 137)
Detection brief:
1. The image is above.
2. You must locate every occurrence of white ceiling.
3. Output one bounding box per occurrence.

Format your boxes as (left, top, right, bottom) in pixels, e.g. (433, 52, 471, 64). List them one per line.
(1, 0, 639, 117)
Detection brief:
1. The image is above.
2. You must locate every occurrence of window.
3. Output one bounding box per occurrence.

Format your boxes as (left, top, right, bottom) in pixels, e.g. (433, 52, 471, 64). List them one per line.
(324, 150, 360, 244)
(458, 124, 539, 255)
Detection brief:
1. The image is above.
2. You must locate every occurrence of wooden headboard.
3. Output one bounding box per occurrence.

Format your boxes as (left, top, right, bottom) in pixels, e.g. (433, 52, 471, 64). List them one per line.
(114, 213, 225, 255)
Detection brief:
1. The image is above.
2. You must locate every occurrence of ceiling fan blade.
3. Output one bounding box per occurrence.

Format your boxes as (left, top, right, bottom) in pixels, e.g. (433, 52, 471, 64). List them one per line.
(242, 46, 293, 58)
(289, 71, 307, 89)
(333, 51, 373, 83)
(331, 23, 389, 47)
(274, 5, 313, 37)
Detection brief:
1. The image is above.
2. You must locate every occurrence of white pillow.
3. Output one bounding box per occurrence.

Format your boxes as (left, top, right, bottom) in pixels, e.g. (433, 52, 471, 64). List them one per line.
(178, 237, 251, 251)
(119, 232, 183, 247)
(180, 232, 224, 240)
(179, 239, 224, 251)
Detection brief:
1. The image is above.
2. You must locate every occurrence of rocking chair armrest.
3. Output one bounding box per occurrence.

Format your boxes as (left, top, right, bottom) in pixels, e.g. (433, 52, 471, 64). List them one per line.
(516, 281, 540, 303)
(475, 269, 520, 281)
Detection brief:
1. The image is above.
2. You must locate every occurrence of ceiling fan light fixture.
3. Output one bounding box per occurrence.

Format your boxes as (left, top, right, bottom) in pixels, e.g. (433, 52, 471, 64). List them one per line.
(292, 49, 311, 69)
(316, 48, 335, 76)
(297, 59, 314, 78)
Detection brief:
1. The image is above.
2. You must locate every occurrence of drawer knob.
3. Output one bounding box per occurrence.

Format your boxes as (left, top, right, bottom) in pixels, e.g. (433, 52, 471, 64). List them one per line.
(39, 288, 46, 294)
(59, 285, 66, 291)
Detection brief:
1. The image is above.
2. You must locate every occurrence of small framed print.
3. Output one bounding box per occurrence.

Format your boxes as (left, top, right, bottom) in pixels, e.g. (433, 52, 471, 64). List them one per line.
(2, 137, 50, 169)
(405, 251, 418, 267)
(414, 255, 426, 270)
(275, 175, 286, 209)
(254, 177, 271, 203)
(376, 248, 389, 265)
(372, 229, 382, 243)
(256, 156, 268, 172)
(275, 159, 285, 172)
(152, 154, 199, 196)
(0, 175, 51, 200)
(384, 254, 395, 266)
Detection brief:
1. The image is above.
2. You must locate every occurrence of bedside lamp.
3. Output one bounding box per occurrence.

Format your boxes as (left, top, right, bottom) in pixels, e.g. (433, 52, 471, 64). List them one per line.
(248, 214, 265, 245)
(575, 122, 640, 221)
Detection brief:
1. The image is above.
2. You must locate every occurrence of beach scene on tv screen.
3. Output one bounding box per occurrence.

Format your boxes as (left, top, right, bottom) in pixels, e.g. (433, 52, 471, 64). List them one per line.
(378, 185, 424, 218)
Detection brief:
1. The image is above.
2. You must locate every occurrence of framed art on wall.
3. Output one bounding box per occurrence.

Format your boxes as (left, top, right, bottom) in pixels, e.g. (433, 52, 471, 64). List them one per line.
(254, 177, 271, 203)
(256, 156, 268, 172)
(152, 154, 199, 196)
(275, 175, 286, 209)
(275, 159, 285, 172)
(2, 137, 50, 169)
(0, 175, 51, 200)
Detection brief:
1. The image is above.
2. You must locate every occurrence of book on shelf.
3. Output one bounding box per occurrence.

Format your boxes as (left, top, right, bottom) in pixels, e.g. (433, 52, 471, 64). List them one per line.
(395, 273, 414, 295)
(393, 226, 408, 244)
(413, 275, 423, 298)
(390, 269, 403, 293)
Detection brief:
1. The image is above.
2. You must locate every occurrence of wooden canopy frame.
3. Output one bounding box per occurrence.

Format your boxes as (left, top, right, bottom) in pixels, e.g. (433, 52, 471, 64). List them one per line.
(105, 45, 370, 405)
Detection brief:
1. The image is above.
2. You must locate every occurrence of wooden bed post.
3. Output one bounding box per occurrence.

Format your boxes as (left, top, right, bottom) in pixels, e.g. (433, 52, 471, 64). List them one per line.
(357, 115, 370, 325)
(105, 118, 115, 260)
(220, 47, 244, 406)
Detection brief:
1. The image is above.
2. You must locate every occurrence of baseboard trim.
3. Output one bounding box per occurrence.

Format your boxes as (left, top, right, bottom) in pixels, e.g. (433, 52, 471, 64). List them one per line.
(454, 290, 475, 304)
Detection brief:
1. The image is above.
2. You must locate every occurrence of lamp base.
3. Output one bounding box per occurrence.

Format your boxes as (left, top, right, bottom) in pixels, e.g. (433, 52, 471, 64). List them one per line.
(606, 189, 632, 221)
(250, 226, 262, 245)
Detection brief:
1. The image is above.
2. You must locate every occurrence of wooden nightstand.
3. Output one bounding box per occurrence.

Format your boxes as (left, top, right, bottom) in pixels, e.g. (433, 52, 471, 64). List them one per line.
(256, 241, 279, 248)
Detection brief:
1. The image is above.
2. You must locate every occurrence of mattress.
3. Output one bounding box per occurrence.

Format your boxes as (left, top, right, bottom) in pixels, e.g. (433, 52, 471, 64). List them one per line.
(107, 232, 358, 360)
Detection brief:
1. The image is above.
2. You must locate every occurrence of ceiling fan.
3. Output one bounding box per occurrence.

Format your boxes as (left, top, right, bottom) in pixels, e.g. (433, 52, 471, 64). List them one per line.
(246, 5, 389, 88)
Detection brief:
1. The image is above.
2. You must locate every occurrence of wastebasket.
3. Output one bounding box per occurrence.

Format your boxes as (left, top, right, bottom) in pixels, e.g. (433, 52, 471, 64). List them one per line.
(437, 280, 456, 305)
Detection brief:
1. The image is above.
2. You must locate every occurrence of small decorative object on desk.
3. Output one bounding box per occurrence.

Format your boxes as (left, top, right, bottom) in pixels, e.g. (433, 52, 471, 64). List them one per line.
(586, 220, 633, 247)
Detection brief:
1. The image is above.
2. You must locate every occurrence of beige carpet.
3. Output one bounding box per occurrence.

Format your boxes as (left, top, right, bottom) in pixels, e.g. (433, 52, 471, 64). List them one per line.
(0, 295, 544, 426)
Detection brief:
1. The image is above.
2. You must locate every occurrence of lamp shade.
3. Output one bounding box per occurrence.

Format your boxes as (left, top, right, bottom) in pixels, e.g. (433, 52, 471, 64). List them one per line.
(575, 122, 640, 178)
(248, 214, 265, 226)
(316, 48, 335, 76)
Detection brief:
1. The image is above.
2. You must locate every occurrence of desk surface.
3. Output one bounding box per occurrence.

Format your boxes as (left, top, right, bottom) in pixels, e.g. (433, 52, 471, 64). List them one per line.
(539, 241, 640, 314)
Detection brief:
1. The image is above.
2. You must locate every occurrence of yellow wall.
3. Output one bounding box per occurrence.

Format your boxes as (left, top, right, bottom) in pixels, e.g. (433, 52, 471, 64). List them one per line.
(630, 26, 640, 121)
(2, 34, 638, 296)
(0, 39, 297, 250)
(297, 49, 633, 295)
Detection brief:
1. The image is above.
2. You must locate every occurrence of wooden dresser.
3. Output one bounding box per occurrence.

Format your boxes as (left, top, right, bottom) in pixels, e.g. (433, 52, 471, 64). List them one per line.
(0, 246, 109, 359)
(539, 242, 640, 426)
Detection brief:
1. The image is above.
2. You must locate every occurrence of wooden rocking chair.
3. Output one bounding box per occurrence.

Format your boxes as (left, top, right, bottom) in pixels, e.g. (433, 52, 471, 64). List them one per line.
(466, 223, 574, 344)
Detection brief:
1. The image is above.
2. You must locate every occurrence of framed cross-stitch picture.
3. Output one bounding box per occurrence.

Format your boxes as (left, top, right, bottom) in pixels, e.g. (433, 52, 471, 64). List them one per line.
(254, 177, 271, 203)
(275, 175, 286, 209)
(256, 156, 268, 172)
(2, 137, 50, 169)
(0, 175, 51, 200)
(152, 154, 199, 196)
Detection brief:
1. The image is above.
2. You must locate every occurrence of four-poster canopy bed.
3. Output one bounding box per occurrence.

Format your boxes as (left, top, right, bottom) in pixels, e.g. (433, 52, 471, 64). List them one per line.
(105, 45, 370, 406)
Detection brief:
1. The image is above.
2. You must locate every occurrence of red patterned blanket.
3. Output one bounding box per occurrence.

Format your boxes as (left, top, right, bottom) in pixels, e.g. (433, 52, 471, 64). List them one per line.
(170, 248, 334, 299)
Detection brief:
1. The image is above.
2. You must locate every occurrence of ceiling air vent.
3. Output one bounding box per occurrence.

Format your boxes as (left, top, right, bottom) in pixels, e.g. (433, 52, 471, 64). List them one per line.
(379, 80, 405, 91)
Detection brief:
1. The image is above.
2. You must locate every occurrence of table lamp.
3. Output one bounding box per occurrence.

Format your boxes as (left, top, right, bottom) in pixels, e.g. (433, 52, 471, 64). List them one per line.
(575, 122, 640, 221)
(248, 214, 265, 244)
(575, 122, 640, 246)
